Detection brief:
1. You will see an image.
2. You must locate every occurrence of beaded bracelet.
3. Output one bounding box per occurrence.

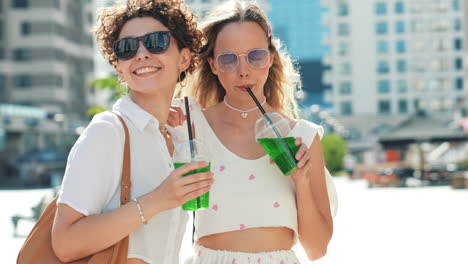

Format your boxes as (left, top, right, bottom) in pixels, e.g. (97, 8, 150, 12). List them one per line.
(133, 198, 148, 225)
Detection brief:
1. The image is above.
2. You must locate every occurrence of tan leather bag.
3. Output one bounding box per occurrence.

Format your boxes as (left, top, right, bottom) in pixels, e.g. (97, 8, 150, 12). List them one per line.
(17, 113, 132, 264)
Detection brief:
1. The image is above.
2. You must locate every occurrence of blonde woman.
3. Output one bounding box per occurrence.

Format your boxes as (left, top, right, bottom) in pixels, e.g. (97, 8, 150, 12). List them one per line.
(171, 1, 338, 263)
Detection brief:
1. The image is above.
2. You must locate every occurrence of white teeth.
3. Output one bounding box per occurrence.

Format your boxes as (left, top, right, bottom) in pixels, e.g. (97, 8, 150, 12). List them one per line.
(135, 67, 160, 75)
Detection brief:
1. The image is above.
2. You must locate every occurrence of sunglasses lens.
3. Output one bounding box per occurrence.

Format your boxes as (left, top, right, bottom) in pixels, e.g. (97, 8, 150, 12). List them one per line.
(113, 31, 171, 60)
(113, 38, 138, 60)
(248, 49, 269, 69)
(145, 31, 170, 53)
(217, 53, 238, 72)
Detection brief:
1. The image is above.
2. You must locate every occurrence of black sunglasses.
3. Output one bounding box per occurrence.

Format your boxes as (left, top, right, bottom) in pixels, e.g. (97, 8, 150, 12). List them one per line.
(112, 31, 171, 60)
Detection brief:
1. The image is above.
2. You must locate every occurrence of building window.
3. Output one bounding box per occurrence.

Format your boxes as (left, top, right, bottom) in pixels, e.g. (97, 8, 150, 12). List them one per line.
(375, 2, 387, 15)
(0, 75, 5, 90)
(338, 42, 350, 56)
(432, 58, 449, 72)
(395, 21, 405, 33)
(396, 40, 406, 53)
(454, 38, 462, 50)
(340, 63, 352, 74)
(339, 82, 352, 94)
(411, 20, 425, 33)
(12, 0, 29, 8)
(14, 75, 32, 88)
(455, 78, 464, 90)
(338, 2, 349, 16)
(21, 22, 31, 35)
(13, 48, 32, 61)
(377, 61, 390, 74)
(376, 22, 388, 34)
(340, 101, 353, 115)
(431, 18, 450, 32)
(433, 39, 450, 52)
(378, 100, 391, 114)
(398, 100, 408, 113)
(455, 58, 463, 70)
(437, 79, 450, 90)
(338, 23, 350, 36)
(397, 60, 406, 73)
(397, 80, 407, 93)
(453, 0, 460, 11)
(454, 18, 462, 31)
(378, 80, 391, 93)
(376, 41, 388, 54)
(395, 2, 404, 13)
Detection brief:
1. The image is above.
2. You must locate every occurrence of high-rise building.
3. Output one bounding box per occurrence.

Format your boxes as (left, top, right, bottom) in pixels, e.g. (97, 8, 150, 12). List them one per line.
(0, 0, 95, 176)
(268, 0, 327, 107)
(322, 0, 466, 117)
(186, 0, 269, 19)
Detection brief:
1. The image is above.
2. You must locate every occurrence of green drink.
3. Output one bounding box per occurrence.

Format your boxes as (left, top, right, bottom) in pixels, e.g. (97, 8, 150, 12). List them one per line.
(174, 162, 211, 211)
(258, 137, 300, 176)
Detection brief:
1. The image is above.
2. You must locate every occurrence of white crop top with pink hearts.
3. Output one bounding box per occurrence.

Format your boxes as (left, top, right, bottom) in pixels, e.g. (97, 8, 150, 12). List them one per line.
(169, 99, 338, 242)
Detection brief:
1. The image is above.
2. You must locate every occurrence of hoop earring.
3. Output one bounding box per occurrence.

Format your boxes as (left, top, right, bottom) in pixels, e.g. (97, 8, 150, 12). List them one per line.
(119, 81, 128, 95)
(178, 70, 187, 88)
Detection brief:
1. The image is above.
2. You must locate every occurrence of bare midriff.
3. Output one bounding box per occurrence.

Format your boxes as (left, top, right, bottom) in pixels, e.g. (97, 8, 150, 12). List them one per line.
(197, 227, 294, 252)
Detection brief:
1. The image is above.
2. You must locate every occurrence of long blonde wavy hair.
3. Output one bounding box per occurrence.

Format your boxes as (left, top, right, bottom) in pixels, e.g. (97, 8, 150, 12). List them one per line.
(188, 0, 302, 118)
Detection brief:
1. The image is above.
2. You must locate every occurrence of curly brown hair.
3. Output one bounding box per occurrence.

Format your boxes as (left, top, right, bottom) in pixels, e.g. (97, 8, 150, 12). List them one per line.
(94, 0, 204, 80)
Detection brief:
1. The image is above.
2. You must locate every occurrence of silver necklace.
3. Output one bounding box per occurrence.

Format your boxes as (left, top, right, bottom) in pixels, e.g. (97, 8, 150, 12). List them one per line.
(223, 96, 266, 119)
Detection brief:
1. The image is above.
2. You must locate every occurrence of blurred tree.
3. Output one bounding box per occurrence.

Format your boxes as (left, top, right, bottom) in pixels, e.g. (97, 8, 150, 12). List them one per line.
(87, 76, 123, 117)
(322, 132, 346, 174)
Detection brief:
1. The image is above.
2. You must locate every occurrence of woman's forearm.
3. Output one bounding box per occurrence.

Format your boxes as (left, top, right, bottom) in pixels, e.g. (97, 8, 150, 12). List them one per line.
(295, 137, 333, 260)
(52, 190, 163, 262)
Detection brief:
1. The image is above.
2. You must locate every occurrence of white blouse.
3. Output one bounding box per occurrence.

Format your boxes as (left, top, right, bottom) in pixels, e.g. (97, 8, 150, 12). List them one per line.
(58, 96, 188, 264)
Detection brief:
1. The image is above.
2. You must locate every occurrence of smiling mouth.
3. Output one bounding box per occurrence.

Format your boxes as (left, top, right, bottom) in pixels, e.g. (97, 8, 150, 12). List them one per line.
(134, 67, 161, 75)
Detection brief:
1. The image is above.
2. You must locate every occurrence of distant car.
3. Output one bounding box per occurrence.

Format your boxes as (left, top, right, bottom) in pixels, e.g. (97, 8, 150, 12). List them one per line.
(364, 168, 400, 188)
(392, 167, 415, 187)
(421, 167, 451, 185)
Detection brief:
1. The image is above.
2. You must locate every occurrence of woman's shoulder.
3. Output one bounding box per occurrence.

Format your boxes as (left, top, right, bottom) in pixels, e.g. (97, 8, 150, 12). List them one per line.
(81, 111, 124, 142)
(292, 119, 324, 141)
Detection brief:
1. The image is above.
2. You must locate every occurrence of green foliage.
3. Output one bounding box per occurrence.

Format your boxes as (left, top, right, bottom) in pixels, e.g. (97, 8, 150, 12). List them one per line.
(87, 76, 123, 118)
(86, 106, 107, 117)
(89, 76, 123, 102)
(322, 132, 347, 174)
(459, 159, 468, 169)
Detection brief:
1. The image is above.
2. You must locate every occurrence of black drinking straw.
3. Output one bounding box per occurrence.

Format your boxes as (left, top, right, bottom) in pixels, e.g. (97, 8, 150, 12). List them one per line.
(184, 97, 200, 208)
(245, 88, 297, 164)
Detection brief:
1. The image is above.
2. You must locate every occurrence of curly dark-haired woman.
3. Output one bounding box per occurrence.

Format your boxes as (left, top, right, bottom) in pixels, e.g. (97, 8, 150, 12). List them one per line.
(51, 1, 211, 263)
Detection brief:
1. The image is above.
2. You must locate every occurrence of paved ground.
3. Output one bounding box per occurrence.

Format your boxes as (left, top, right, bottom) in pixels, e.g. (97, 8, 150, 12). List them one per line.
(3, 178, 468, 263)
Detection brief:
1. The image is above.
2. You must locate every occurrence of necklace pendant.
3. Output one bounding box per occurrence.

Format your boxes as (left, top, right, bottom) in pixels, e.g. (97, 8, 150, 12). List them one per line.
(241, 112, 248, 118)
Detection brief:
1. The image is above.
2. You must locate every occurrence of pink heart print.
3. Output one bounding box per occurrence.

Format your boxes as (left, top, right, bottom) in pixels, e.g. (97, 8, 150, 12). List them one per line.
(212, 204, 218, 211)
(269, 158, 275, 164)
(219, 165, 226, 172)
(240, 224, 246, 230)
(274, 202, 280, 208)
(232, 259, 236, 264)
(249, 174, 255, 180)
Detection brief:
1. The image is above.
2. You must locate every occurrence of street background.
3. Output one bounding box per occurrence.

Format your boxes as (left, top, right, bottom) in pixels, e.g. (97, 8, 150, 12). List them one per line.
(3, 177, 468, 264)
(2, 0, 468, 263)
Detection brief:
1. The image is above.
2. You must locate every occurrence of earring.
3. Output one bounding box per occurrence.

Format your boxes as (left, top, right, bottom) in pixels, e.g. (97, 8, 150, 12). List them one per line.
(177, 70, 187, 88)
(118, 81, 129, 95)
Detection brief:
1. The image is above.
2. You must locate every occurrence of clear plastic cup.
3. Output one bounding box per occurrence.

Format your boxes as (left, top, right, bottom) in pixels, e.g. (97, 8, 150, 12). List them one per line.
(172, 139, 210, 210)
(255, 112, 300, 176)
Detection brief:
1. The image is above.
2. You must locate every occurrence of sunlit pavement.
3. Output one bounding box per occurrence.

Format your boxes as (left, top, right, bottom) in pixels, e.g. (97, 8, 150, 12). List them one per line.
(3, 177, 468, 264)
